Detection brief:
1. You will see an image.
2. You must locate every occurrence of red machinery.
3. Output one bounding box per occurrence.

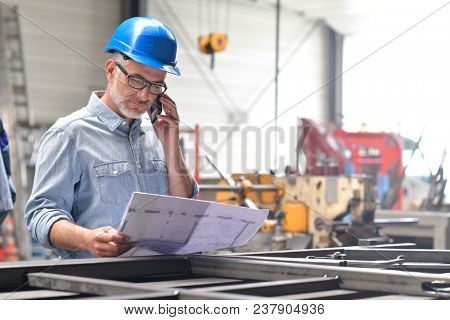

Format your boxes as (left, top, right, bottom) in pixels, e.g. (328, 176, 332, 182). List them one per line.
(298, 118, 403, 209)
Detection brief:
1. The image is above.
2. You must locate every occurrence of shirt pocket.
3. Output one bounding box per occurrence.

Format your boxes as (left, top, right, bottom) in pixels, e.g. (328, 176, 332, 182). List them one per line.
(142, 160, 169, 195)
(94, 161, 135, 205)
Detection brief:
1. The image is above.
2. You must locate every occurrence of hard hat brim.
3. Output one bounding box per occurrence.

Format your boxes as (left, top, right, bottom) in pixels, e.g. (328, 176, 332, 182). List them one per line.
(104, 46, 181, 76)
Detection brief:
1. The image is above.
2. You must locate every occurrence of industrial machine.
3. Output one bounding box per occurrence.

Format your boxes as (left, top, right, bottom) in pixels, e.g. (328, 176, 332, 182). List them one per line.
(200, 172, 411, 250)
(297, 118, 404, 209)
(199, 118, 424, 251)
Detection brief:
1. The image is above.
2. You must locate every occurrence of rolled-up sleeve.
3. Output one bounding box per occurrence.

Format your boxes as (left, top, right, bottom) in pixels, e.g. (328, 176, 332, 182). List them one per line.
(25, 128, 80, 248)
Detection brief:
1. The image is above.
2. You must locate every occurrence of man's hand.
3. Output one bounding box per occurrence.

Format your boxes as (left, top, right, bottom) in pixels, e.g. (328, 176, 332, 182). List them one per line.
(85, 226, 133, 257)
(150, 94, 180, 156)
(49, 220, 133, 257)
(148, 94, 196, 198)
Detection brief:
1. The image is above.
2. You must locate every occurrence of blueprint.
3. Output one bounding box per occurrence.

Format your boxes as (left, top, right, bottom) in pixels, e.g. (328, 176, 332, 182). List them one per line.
(119, 192, 269, 257)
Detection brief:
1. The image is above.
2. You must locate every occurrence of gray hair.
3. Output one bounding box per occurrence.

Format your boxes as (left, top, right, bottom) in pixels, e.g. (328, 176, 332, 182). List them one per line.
(112, 52, 130, 66)
(111, 52, 129, 78)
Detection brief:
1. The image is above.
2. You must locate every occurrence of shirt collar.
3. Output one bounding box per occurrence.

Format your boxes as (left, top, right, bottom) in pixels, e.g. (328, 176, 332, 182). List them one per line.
(87, 91, 142, 132)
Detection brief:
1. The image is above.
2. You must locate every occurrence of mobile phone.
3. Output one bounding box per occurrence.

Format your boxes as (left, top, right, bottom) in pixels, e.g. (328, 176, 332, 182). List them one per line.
(150, 97, 163, 124)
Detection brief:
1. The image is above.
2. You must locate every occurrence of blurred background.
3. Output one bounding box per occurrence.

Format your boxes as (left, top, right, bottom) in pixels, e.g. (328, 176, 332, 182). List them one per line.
(0, 0, 448, 260)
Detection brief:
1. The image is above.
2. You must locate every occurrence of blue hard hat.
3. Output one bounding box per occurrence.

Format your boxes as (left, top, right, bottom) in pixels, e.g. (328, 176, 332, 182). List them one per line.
(104, 17, 180, 76)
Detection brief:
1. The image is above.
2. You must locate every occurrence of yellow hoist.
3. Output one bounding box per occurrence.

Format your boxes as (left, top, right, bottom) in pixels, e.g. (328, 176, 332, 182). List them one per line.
(198, 32, 228, 69)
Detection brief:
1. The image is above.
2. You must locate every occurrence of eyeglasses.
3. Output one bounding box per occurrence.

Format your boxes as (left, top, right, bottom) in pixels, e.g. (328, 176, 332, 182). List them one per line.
(115, 62, 167, 96)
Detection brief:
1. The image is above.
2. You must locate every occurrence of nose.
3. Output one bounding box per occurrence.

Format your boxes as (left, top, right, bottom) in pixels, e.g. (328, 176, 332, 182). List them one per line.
(136, 86, 150, 100)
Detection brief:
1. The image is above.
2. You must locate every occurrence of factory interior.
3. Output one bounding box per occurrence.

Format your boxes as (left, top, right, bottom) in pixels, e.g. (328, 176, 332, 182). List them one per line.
(0, 0, 450, 302)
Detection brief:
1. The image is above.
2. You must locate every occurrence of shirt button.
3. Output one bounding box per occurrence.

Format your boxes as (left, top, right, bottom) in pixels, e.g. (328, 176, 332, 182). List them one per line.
(112, 169, 118, 175)
(137, 164, 142, 169)
(122, 121, 127, 126)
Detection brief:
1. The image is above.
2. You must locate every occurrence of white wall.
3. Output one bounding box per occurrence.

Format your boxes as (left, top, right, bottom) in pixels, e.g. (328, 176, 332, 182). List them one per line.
(7, 0, 121, 124)
(147, 0, 331, 174)
(342, 1, 449, 195)
(7, 0, 331, 174)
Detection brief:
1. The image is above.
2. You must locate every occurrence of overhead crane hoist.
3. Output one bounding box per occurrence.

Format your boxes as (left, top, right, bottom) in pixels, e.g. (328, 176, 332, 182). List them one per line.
(198, 32, 228, 69)
(196, 0, 230, 69)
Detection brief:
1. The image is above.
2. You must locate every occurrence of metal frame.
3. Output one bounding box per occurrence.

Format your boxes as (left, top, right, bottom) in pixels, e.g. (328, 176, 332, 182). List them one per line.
(376, 209, 450, 249)
(1, 245, 450, 299)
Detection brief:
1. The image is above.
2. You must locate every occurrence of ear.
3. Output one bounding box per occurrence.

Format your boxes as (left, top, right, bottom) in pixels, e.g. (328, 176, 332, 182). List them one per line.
(104, 59, 116, 82)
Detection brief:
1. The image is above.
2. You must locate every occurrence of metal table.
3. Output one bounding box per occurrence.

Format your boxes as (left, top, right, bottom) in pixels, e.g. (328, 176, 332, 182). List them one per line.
(1, 244, 449, 300)
(376, 209, 450, 249)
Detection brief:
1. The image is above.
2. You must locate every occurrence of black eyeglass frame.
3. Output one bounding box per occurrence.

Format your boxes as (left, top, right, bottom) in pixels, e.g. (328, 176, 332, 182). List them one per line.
(115, 62, 167, 95)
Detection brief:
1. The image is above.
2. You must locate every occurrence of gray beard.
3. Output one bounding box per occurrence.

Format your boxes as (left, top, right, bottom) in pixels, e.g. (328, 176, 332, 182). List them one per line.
(110, 81, 147, 119)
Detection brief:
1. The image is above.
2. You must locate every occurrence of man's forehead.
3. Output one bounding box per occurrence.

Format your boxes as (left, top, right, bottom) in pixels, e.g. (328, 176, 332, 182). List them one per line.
(127, 60, 166, 80)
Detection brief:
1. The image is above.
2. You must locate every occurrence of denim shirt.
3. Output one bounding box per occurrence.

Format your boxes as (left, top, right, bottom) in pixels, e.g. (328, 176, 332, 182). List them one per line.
(25, 91, 198, 259)
(0, 149, 13, 225)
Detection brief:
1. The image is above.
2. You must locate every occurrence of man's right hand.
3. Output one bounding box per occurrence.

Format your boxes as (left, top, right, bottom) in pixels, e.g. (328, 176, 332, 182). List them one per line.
(48, 220, 133, 257)
(85, 226, 133, 257)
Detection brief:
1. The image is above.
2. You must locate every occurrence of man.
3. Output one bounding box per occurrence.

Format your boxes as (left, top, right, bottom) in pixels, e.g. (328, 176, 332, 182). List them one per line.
(25, 17, 198, 259)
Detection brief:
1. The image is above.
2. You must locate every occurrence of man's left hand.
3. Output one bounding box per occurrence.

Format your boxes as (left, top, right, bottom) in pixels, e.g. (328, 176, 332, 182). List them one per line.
(150, 94, 180, 154)
(149, 94, 195, 198)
